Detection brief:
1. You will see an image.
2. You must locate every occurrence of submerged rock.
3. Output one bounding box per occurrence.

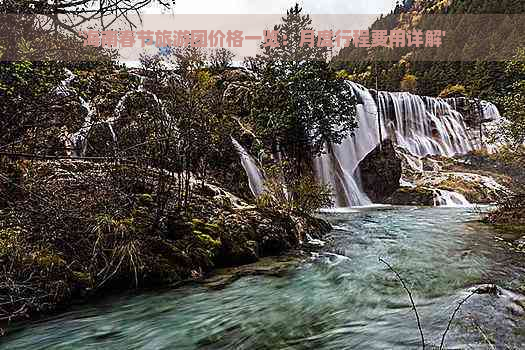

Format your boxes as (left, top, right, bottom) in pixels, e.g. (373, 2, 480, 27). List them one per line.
(200, 255, 303, 290)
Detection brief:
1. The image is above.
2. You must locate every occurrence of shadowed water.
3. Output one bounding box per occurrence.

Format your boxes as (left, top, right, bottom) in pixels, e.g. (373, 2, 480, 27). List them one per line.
(3, 207, 525, 349)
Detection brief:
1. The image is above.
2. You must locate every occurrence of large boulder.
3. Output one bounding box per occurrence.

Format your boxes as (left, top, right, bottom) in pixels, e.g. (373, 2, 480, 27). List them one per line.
(359, 140, 402, 202)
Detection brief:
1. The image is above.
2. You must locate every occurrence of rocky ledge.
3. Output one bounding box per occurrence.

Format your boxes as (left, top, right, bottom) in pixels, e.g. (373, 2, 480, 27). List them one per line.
(361, 143, 512, 206)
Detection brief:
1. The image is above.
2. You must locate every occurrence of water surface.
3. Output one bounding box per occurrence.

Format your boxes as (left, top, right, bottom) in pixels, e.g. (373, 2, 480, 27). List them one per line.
(3, 207, 525, 349)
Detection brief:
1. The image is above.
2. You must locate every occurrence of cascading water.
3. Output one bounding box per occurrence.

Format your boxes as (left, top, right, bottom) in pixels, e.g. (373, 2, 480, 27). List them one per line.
(57, 69, 501, 207)
(433, 189, 471, 207)
(56, 69, 94, 157)
(58, 69, 176, 157)
(377, 92, 474, 157)
(314, 82, 502, 207)
(314, 81, 387, 207)
(230, 137, 265, 196)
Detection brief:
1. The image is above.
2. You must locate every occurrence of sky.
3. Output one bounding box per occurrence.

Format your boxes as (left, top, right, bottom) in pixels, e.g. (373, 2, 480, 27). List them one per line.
(145, 0, 398, 15)
(126, 0, 399, 65)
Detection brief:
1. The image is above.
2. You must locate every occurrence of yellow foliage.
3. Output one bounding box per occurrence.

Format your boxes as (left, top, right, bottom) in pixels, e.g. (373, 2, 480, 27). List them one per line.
(336, 69, 351, 80)
(0, 227, 21, 257)
(31, 249, 66, 270)
(400, 74, 418, 92)
(439, 84, 467, 98)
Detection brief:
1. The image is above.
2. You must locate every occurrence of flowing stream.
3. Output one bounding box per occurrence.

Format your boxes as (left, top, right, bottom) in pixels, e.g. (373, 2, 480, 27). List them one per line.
(3, 207, 525, 349)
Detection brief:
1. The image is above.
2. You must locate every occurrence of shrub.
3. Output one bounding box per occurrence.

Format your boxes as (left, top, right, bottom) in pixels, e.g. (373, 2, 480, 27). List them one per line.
(400, 74, 418, 92)
(439, 84, 467, 98)
(256, 161, 333, 214)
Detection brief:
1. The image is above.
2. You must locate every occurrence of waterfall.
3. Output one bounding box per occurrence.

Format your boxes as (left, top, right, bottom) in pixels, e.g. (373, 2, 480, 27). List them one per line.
(313, 82, 501, 207)
(56, 69, 94, 157)
(314, 81, 387, 207)
(433, 189, 471, 207)
(58, 69, 176, 157)
(230, 137, 265, 196)
(378, 92, 473, 157)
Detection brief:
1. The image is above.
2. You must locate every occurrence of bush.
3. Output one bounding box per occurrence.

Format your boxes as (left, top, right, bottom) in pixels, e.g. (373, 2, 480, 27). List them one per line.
(485, 190, 525, 226)
(255, 161, 333, 214)
(439, 84, 467, 98)
(400, 74, 418, 92)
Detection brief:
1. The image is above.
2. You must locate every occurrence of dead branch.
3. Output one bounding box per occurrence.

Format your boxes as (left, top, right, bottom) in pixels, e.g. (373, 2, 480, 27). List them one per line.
(439, 291, 477, 350)
(379, 257, 425, 349)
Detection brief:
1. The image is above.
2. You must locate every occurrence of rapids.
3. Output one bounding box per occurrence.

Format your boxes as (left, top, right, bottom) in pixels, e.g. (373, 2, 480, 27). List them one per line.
(3, 207, 525, 350)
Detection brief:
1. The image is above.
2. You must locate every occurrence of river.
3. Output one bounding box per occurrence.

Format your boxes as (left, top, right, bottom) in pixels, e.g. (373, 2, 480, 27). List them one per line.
(2, 206, 525, 349)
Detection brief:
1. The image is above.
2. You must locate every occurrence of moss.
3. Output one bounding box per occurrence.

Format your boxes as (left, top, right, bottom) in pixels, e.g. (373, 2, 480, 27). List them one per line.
(72, 271, 94, 287)
(31, 249, 66, 270)
(0, 160, 330, 334)
(191, 218, 222, 239)
(196, 233, 221, 249)
(0, 227, 21, 257)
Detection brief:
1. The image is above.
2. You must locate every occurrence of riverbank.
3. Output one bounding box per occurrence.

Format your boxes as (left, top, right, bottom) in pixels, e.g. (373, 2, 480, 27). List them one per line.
(476, 148, 525, 231)
(0, 159, 331, 335)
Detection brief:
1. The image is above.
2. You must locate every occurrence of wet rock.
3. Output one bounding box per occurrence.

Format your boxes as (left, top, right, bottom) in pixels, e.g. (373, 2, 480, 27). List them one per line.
(359, 140, 402, 202)
(421, 156, 443, 172)
(471, 284, 500, 295)
(200, 255, 303, 290)
(84, 122, 116, 157)
(384, 186, 435, 206)
(418, 172, 509, 204)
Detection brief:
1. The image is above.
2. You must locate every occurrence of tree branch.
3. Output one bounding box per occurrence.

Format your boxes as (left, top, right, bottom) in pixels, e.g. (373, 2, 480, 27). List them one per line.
(379, 257, 425, 349)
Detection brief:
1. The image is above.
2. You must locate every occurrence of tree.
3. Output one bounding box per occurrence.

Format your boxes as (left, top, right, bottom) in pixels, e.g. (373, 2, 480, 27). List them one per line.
(497, 48, 525, 145)
(1, 0, 174, 33)
(248, 3, 357, 169)
(1, 0, 174, 61)
(209, 48, 235, 72)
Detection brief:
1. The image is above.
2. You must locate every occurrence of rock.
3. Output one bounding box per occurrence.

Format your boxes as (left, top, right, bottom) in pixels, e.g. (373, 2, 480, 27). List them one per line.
(390, 145, 510, 205)
(200, 255, 303, 290)
(359, 140, 402, 202)
(384, 186, 435, 206)
(470, 284, 500, 295)
(418, 172, 509, 204)
(421, 156, 443, 172)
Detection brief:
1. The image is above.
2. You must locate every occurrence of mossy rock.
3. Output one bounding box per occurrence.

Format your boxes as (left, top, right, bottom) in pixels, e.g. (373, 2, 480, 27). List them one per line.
(384, 186, 435, 206)
(436, 176, 499, 204)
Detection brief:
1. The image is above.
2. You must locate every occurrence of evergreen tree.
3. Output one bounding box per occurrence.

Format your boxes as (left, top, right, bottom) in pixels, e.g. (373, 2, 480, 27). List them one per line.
(249, 4, 357, 168)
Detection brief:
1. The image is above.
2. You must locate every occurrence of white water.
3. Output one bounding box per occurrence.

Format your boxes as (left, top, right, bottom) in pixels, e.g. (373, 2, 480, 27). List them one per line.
(56, 69, 94, 157)
(230, 137, 265, 196)
(384, 94, 473, 157)
(314, 82, 502, 207)
(433, 189, 471, 207)
(57, 70, 501, 207)
(314, 82, 387, 207)
(58, 69, 175, 157)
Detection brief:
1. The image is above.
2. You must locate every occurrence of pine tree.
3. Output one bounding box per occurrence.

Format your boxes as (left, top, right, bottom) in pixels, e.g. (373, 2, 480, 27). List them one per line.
(249, 4, 358, 168)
